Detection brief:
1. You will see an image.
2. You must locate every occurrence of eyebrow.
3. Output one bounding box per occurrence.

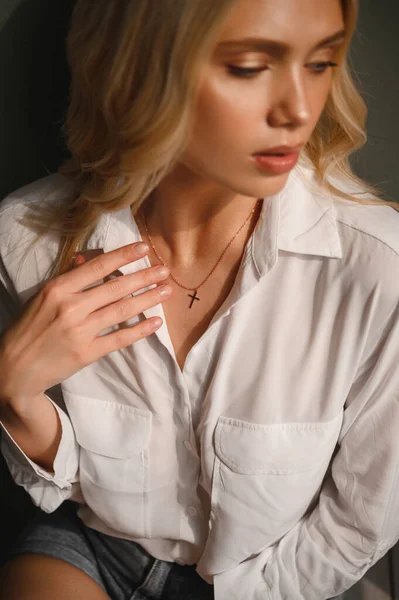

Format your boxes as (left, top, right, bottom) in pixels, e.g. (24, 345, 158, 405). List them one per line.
(217, 30, 346, 55)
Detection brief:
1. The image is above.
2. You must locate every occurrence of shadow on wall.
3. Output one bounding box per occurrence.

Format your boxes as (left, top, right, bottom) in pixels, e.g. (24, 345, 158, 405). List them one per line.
(0, 0, 73, 201)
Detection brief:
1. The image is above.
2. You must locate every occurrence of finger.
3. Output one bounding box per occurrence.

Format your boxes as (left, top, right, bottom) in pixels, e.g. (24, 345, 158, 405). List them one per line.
(86, 282, 172, 335)
(93, 314, 164, 357)
(76, 263, 170, 316)
(57, 242, 150, 292)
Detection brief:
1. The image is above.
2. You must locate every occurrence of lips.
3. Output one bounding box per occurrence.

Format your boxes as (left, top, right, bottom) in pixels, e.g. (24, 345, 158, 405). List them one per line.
(252, 152, 300, 174)
(254, 144, 304, 156)
(263, 152, 288, 156)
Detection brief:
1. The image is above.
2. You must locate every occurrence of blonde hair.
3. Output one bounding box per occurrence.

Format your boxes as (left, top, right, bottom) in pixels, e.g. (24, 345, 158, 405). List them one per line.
(16, 0, 399, 281)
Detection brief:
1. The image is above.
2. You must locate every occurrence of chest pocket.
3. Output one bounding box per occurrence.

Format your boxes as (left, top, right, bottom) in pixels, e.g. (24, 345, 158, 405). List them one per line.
(64, 392, 152, 537)
(205, 412, 343, 574)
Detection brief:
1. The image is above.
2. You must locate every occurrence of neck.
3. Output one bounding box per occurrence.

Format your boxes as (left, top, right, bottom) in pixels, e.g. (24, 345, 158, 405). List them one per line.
(136, 166, 263, 270)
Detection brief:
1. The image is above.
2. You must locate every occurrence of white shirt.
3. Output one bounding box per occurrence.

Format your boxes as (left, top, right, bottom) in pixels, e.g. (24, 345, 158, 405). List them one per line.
(0, 164, 399, 600)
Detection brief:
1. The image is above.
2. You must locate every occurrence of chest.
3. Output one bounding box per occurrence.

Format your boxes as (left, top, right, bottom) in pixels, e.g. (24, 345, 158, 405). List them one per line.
(148, 248, 242, 372)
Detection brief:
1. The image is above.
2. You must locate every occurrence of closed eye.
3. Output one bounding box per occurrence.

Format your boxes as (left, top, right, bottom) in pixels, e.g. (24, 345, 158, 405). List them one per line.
(227, 61, 338, 78)
(227, 65, 268, 78)
(308, 61, 339, 74)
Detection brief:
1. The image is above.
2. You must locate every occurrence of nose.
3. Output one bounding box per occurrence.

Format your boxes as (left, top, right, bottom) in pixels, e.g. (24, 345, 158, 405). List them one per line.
(267, 69, 311, 129)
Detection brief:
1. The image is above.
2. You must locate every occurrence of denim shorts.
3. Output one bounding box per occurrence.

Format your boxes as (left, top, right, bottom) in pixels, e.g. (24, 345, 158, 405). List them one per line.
(0, 500, 214, 600)
(1, 500, 348, 600)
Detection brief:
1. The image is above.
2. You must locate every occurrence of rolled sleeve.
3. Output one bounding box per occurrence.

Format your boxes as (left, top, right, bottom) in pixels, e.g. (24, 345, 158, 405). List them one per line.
(0, 394, 82, 513)
(0, 227, 84, 511)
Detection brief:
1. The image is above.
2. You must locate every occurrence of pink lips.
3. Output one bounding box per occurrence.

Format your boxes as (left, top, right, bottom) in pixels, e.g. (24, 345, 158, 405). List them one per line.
(254, 143, 304, 154)
(252, 152, 300, 174)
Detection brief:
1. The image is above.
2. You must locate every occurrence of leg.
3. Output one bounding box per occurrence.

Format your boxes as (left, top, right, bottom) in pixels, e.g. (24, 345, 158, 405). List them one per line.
(0, 554, 112, 600)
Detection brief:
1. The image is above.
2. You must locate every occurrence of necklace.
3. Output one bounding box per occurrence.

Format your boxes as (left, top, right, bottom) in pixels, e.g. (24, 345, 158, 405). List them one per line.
(139, 199, 261, 309)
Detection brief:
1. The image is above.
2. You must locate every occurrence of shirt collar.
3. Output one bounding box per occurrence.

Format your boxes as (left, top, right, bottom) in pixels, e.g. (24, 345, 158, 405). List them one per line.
(92, 163, 343, 274)
(250, 162, 343, 278)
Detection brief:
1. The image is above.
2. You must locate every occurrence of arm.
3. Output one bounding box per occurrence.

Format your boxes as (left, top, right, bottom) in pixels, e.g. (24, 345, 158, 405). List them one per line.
(0, 392, 63, 474)
(0, 254, 83, 512)
(214, 301, 399, 600)
(0, 392, 83, 512)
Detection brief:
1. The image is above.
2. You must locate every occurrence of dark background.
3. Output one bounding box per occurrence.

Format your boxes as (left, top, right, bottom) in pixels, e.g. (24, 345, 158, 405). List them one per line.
(0, 1, 398, 597)
(1, 0, 398, 202)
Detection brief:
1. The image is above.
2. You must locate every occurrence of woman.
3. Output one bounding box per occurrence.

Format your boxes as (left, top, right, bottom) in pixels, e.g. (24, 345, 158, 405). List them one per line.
(0, 0, 398, 598)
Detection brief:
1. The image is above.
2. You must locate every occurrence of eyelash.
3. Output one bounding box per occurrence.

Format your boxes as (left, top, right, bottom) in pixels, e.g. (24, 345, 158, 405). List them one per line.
(227, 61, 339, 78)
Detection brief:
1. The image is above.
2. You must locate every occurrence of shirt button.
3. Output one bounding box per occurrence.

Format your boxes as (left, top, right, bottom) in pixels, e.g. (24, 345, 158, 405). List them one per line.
(183, 440, 193, 452)
(187, 505, 198, 517)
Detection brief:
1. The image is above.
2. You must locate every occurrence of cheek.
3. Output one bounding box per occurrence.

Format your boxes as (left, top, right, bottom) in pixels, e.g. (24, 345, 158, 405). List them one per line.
(188, 89, 259, 164)
(310, 79, 334, 122)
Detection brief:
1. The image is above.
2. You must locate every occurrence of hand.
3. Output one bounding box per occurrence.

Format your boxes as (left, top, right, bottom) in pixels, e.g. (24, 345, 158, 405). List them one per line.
(0, 242, 172, 410)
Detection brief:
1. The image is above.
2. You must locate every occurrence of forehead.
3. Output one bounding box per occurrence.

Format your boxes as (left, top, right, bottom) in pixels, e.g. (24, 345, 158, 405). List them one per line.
(217, 0, 345, 50)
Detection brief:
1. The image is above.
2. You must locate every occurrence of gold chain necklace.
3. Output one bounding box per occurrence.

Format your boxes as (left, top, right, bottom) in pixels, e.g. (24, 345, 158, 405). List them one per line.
(139, 199, 261, 309)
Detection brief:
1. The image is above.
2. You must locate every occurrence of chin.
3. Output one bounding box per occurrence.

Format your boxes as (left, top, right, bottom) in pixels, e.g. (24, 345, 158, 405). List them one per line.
(243, 171, 291, 200)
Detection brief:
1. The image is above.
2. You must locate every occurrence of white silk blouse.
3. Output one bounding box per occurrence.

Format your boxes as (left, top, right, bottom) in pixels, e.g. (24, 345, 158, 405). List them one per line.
(0, 164, 398, 599)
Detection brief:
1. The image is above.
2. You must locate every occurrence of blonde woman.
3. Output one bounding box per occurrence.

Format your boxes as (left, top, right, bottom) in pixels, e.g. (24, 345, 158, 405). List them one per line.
(0, 0, 398, 599)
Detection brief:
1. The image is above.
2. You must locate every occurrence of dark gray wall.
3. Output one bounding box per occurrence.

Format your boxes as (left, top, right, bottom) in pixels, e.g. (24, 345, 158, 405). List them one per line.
(349, 0, 399, 202)
(0, 0, 398, 594)
(0, 0, 73, 199)
(0, 0, 74, 562)
(0, 0, 398, 203)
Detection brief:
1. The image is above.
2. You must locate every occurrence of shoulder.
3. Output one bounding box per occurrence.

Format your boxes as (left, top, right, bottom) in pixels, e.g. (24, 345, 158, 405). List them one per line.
(295, 166, 399, 325)
(0, 172, 75, 218)
(326, 173, 399, 316)
(296, 164, 399, 261)
(331, 179, 399, 282)
(296, 164, 399, 258)
(0, 173, 76, 304)
(334, 199, 399, 258)
(0, 172, 75, 241)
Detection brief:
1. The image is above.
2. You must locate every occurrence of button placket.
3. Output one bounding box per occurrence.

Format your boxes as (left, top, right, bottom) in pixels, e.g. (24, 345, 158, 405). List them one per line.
(186, 505, 198, 517)
(184, 440, 193, 452)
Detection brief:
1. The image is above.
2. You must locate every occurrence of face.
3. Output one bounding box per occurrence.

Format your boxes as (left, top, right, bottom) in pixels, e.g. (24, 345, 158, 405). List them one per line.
(180, 0, 346, 199)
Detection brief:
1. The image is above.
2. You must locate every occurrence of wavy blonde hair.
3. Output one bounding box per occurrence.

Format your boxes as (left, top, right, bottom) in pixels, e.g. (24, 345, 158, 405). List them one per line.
(17, 0, 399, 281)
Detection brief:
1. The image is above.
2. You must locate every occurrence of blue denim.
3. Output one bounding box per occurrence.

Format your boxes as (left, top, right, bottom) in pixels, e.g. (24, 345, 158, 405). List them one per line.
(0, 500, 214, 599)
(0, 500, 347, 599)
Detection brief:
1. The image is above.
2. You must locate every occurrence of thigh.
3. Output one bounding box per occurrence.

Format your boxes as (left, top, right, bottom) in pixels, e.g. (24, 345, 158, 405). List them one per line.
(0, 501, 214, 600)
(0, 501, 150, 599)
(0, 501, 109, 595)
(0, 553, 111, 600)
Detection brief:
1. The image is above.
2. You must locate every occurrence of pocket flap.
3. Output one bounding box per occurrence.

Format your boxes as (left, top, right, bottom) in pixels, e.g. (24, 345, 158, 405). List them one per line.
(214, 413, 342, 475)
(64, 392, 152, 458)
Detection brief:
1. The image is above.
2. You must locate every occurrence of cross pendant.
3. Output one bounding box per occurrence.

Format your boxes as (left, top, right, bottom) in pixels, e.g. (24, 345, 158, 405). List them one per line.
(188, 290, 200, 308)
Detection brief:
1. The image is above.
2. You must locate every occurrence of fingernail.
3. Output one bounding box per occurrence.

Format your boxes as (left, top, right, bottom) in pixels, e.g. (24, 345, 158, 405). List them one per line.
(74, 254, 85, 265)
(158, 284, 172, 297)
(148, 317, 162, 330)
(135, 243, 149, 256)
(155, 265, 169, 276)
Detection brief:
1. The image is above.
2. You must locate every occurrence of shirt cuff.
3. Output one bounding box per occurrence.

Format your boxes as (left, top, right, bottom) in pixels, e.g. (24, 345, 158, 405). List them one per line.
(0, 394, 79, 486)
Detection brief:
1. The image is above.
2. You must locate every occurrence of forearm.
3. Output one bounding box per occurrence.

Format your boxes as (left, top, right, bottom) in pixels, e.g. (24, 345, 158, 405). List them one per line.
(0, 392, 62, 474)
